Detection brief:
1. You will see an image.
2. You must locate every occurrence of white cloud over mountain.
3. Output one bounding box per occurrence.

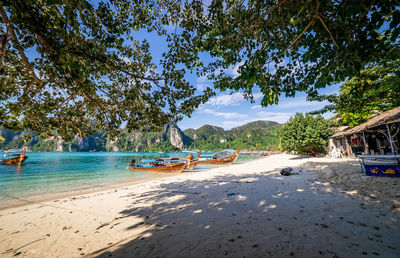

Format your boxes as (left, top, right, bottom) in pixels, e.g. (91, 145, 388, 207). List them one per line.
(201, 108, 248, 119)
(255, 111, 292, 123)
(206, 92, 264, 106)
(278, 99, 329, 109)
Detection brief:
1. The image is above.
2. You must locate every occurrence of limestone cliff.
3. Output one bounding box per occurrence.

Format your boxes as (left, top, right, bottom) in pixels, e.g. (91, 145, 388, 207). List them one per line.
(163, 123, 192, 149)
(56, 136, 64, 152)
(76, 136, 89, 151)
(106, 137, 120, 152)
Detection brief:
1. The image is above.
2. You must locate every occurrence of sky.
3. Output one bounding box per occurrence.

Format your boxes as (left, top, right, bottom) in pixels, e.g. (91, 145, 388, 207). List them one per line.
(178, 89, 338, 130)
(133, 29, 340, 131)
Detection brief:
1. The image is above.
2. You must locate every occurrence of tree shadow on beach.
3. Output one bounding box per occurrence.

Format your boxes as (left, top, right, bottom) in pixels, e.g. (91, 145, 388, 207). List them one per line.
(304, 160, 400, 207)
(88, 163, 400, 258)
(289, 154, 313, 160)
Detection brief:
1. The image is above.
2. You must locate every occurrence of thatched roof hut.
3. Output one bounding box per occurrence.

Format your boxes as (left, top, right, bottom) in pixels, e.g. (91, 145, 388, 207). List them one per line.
(332, 107, 400, 138)
(329, 106, 400, 156)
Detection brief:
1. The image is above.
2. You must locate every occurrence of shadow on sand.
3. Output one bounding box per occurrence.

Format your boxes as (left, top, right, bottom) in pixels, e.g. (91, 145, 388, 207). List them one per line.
(289, 154, 314, 160)
(88, 164, 400, 258)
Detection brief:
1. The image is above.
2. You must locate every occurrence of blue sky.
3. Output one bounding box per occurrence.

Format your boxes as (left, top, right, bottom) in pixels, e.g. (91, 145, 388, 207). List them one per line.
(136, 29, 340, 131)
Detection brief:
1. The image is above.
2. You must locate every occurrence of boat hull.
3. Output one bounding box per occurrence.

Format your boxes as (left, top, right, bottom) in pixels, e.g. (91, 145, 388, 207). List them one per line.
(129, 163, 187, 173)
(1, 156, 28, 165)
(198, 149, 240, 165)
(197, 156, 236, 164)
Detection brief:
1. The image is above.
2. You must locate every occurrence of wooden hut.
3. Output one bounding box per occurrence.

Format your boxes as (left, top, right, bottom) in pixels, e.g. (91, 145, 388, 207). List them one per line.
(330, 107, 400, 157)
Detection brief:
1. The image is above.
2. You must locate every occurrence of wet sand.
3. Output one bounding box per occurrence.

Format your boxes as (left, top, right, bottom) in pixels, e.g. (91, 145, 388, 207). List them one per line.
(0, 154, 399, 257)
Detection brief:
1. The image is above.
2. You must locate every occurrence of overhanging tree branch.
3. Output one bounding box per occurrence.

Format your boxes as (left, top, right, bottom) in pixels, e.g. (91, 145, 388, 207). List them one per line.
(0, 32, 8, 70)
(280, 18, 315, 57)
(0, 7, 45, 90)
(315, 14, 339, 49)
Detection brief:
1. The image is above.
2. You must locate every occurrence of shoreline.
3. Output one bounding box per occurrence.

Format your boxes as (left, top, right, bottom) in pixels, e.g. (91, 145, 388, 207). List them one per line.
(1, 154, 399, 257)
(0, 160, 255, 211)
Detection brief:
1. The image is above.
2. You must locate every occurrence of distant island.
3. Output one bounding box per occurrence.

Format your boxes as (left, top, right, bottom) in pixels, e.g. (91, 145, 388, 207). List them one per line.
(0, 120, 281, 152)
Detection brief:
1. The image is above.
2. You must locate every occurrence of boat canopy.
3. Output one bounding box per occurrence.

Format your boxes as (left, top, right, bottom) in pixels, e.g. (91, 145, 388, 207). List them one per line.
(140, 159, 158, 163)
(3, 149, 23, 153)
(215, 149, 237, 155)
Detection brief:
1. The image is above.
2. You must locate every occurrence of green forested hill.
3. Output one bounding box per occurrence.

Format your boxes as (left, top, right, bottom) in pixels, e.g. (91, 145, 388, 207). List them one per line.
(184, 120, 281, 151)
(184, 125, 225, 140)
(0, 120, 281, 152)
(230, 121, 280, 135)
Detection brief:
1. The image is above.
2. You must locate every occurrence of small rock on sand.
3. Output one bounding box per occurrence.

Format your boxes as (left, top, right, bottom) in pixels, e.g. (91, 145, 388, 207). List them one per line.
(280, 167, 293, 176)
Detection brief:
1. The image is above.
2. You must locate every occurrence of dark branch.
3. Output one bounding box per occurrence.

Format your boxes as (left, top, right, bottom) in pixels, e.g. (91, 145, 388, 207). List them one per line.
(315, 14, 339, 49)
(0, 32, 8, 70)
(0, 6, 45, 91)
(280, 18, 315, 57)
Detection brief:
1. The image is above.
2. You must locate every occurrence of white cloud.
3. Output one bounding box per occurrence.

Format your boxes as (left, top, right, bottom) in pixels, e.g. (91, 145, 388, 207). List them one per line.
(256, 111, 292, 116)
(196, 75, 209, 91)
(118, 56, 131, 64)
(122, 56, 131, 64)
(255, 111, 292, 123)
(222, 120, 249, 128)
(278, 100, 329, 109)
(253, 92, 263, 99)
(202, 108, 248, 119)
(251, 105, 262, 110)
(207, 92, 245, 106)
(229, 61, 245, 79)
(206, 91, 263, 106)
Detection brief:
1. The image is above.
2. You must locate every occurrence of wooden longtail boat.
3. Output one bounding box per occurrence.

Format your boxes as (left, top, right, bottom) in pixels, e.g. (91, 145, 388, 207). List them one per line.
(197, 149, 240, 164)
(1, 148, 28, 165)
(184, 152, 202, 170)
(129, 156, 189, 173)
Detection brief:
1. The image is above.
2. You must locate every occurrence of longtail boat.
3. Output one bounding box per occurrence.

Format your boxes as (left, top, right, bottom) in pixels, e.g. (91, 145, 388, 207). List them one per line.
(129, 156, 189, 173)
(1, 148, 28, 165)
(184, 152, 202, 170)
(198, 149, 240, 164)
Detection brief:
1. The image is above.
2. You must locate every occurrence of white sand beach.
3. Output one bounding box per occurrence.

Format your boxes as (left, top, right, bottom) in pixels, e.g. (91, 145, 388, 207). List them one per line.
(0, 154, 399, 257)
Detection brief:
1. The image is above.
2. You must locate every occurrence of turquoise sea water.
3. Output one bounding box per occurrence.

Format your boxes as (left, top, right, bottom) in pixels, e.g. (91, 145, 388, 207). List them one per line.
(0, 152, 257, 208)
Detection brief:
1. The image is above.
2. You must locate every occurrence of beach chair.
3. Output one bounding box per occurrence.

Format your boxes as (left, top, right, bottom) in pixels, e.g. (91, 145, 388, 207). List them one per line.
(330, 148, 342, 159)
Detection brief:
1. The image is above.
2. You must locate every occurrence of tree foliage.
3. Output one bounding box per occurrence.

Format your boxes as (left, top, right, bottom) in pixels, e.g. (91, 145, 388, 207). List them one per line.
(166, 0, 400, 104)
(1, 0, 399, 141)
(0, 0, 212, 140)
(280, 113, 333, 153)
(313, 59, 400, 127)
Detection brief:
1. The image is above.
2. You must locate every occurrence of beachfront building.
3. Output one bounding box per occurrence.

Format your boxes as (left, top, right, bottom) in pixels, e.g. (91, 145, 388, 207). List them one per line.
(329, 106, 400, 157)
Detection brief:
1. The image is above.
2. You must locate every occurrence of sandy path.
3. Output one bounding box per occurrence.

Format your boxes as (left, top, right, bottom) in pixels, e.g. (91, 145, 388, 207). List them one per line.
(0, 154, 399, 257)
